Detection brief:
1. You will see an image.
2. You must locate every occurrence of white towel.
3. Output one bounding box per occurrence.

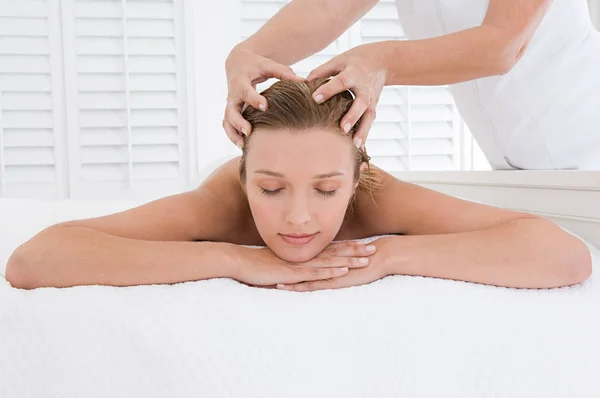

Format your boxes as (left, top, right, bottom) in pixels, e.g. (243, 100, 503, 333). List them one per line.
(1, 234, 599, 398)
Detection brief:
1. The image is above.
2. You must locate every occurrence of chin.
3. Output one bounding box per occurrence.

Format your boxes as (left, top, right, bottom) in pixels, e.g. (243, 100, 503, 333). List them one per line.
(272, 247, 321, 263)
(269, 242, 327, 263)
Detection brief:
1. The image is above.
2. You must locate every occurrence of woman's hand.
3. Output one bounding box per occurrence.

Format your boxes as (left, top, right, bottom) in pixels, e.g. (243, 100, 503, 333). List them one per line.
(230, 240, 378, 288)
(223, 47, 305, 148)
(275, 236, 396, 292)
(307, 42, 391, 149)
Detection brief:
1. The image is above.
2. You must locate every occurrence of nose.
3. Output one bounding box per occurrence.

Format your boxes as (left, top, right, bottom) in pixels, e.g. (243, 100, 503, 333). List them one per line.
(285, 194, 311, 226)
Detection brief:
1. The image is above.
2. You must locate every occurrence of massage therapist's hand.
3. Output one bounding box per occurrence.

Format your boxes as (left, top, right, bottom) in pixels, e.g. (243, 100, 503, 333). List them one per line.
(224, 47, 305, 148)
(308, 42, 390, 149)
(230, 240, 377, 288)
(276, 236, 396, 292)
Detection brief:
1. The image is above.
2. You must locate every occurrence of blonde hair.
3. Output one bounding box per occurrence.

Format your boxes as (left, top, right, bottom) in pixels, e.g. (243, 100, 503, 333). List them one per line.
(238, 79, 381, 210)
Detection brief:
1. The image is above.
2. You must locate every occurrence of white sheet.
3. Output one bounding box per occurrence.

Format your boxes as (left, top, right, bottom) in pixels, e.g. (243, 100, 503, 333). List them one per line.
(1, 199, 600, 397)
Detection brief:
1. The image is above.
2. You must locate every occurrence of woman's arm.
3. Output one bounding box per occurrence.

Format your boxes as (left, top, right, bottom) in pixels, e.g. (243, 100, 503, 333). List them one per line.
(384, 218, 591, 289)
(354, 168, 592, 289)
(5, 158, 253, 289)
(6, 231, 240, 289)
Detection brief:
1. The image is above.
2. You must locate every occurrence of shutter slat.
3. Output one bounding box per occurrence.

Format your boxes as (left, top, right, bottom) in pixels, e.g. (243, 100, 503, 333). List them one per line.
(75, 19, 175, 38)
(75, 37, 175, 56)
(80, 144, 179, 164)
(0, 2, 46, 18)
(74, 1, 174, 20)
(81, 162, 179, 182)
(0, 92, 53, 110)
(5, 165, 56, 183)
(0, 17, 48, 36)
(0, 55, 50, 73)
(5, 147, 55, 166)
(78, 92, 177, 110)
(3, 111, 53, 128)
(79, 128, 178, 147)
(0, 37, 50, 54)
(0, 74, 52, 91)
(3, 129, 54, 147)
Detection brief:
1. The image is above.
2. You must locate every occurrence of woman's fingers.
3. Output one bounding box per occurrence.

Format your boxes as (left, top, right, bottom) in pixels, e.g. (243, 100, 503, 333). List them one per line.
(326, 240, 377, 258)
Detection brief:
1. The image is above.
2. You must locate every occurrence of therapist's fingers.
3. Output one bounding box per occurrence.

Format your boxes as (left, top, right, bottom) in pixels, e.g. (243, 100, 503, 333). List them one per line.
(228, 75, 266, 116)
(310, 70, 355, 104)
(339, 96, 368, 134)
(224, 99, 252, 138)
(222, 118, 244, 150)
(352, 108, 376, 150)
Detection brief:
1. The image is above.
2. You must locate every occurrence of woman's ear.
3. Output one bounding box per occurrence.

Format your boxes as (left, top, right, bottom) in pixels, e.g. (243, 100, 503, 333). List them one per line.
(354, 162, 368, 190)
(360, 162, 367, 175)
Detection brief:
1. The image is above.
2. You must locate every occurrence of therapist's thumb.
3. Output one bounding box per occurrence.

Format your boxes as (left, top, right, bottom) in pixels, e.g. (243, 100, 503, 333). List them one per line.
(307, 59, 342, 82)
(261, 60, 305, 83)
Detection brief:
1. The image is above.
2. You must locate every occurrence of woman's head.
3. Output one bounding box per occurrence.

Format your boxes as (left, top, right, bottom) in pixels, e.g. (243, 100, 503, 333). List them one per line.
(239, 79, 379, 262)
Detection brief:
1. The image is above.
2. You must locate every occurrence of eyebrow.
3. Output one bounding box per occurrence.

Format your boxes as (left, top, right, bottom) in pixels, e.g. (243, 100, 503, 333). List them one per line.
(254, 170, 345, 179)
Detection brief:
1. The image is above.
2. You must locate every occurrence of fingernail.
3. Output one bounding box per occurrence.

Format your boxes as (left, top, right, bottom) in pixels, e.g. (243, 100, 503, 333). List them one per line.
(343, 123, 351, 133)
(236, 142, 243, 150)
(358, 258, 369, 265)
(259, 104, 266, 112)
(355, 138, 362, 148)
(366, 245, 376, 252)
(314, 94, 324, 103)
(277, 284, 285, 289)
(338, 267, 349, 273)
(241, 128, 248, 136)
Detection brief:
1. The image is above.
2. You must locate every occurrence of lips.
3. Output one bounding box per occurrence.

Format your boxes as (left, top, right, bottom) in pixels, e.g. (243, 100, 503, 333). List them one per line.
(279, 233, 318, 246)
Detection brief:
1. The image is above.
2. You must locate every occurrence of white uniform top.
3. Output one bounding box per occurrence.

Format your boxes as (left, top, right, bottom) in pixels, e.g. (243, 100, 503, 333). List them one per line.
(395, 0, 600, 169)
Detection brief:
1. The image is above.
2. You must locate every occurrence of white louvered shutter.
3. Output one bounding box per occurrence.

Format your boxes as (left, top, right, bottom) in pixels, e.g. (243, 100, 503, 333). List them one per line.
(0, 0, 68, 199)
(60, 0, 189, 200)
(357, 0, 461, 171)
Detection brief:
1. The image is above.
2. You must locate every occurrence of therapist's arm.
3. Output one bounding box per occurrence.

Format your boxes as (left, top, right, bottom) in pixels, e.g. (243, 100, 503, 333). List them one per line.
(385, 0, 553, 85)
(235, 0, 378, 66)
(309, 0, 553, 146)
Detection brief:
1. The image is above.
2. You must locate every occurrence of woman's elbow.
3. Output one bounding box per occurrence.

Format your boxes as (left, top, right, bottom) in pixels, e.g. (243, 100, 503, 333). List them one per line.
(557, 240, 593, 287)
(5, 247, 37, 290)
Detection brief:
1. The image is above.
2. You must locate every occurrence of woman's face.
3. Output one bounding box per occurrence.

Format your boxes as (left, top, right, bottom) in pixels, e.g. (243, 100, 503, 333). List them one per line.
(244, 128, 358, 263)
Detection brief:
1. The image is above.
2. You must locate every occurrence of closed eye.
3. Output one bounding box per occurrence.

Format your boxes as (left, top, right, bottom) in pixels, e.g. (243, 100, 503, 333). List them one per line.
(317, 189, 336, 197)
(260, 188, 282, 196)
(260, 188, 337, 197)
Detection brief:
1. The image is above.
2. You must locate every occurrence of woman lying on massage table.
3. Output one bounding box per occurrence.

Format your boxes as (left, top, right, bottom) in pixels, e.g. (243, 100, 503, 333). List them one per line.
(5, 80, 592, 291)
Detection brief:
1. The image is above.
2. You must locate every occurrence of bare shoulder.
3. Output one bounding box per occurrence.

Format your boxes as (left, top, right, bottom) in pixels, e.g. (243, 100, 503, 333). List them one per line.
(349, 165, 532, 237)
(192, 156, 261, 244)
(57, 156, 260, 244)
